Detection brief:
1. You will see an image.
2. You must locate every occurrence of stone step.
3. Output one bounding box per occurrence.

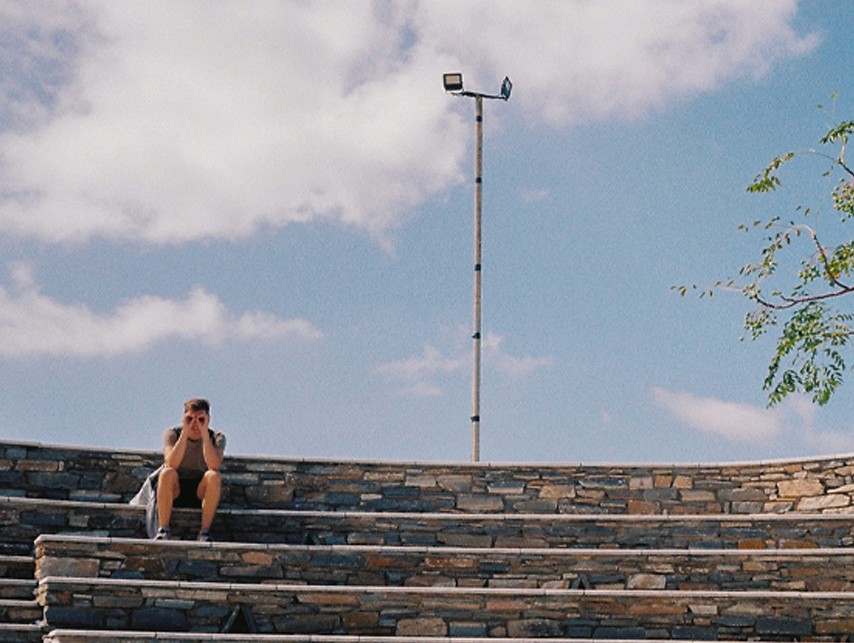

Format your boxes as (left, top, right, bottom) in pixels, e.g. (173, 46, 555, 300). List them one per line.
(39, 632, 785, 643)
(5, 439, 854, 516)
(37, 576, 854, 639)
(0, 496, 146, 555)
(0, 556, 33, 580)
(0, 623, 43, 643)
(34, 535, 854, 592)
(39, 631, 788, 643)
(0, 599, 41, 626)
(0, 555, 35, 632)
(4, 496, 854, 556)
(0, 581, 34, 602)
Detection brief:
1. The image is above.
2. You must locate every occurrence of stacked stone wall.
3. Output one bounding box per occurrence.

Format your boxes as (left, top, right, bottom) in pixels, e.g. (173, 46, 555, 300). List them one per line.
(3, 440, 854, 515)
(35, 535, 854, 592)
(5, 497, 854, 553)
(36, 577, 854, 639)
(6, 439, 854, 639)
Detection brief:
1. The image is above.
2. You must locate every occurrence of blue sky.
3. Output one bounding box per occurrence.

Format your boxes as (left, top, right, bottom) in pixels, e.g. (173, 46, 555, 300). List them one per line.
(1, 1, 852, 464)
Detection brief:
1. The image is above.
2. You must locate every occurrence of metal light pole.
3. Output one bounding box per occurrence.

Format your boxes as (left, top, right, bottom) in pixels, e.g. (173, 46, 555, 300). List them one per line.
(443, 73, 512, 462)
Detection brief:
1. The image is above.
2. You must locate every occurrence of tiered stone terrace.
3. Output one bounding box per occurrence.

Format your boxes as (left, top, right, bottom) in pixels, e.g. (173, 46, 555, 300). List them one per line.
(2, 438, 854, 641)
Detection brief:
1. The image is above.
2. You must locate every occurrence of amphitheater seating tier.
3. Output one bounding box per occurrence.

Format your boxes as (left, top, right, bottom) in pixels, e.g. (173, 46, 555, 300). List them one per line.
(33, 535, 854, 591)
(2, 439, 854, 640)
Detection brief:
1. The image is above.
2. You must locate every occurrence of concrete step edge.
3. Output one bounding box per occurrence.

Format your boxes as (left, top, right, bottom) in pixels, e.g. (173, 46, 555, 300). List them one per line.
(33, 533, 854, 556)
(40, 630, 781, 642)
(6, 495, 854, 522)
(0, 599, 38, 608)
(37, 575, 854, 598)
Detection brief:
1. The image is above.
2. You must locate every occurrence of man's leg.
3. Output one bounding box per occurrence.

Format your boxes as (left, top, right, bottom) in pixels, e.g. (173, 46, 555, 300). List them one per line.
(156, 467, 180, 532)
(197, 469, 222, 532)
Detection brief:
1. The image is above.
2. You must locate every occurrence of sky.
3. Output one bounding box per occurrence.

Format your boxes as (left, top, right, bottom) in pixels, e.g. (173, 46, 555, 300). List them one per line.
(1, 0, 853, 465)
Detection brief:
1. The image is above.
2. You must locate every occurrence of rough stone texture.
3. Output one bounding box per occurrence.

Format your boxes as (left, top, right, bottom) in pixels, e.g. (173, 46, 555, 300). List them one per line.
(6, 439, 854, 640)
(35, 577, 854, 639)
(4, 439, 854, 516)
(7, 496, 854, 557)
(34, 536, 854, 592)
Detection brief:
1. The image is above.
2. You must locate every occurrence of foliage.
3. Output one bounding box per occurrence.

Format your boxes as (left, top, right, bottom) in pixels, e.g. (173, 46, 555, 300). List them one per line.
(677, 113, 854, 406)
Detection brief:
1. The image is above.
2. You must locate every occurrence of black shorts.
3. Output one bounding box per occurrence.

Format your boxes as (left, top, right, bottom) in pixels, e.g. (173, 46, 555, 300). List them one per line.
(174, 475, 203, 508)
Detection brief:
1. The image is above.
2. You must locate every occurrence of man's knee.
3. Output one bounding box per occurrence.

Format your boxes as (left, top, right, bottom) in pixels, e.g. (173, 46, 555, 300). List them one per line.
(158, 467, 179, 495)
(159, 466, 178, 482)
(200, 469, 222, 497)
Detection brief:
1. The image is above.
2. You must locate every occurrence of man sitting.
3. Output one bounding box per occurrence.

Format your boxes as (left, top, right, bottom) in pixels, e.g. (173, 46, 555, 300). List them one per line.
(154, 398, 226, 542)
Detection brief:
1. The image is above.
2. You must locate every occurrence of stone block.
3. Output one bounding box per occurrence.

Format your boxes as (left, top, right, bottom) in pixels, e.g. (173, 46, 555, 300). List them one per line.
(679, 490, 715, 502)
(405, 474, 437, 488)
(382, 486, 419, 499)
(245, 484, 294, 504)
(672, 475, 693, 489)
(44, 605, 102, 629)
(816, 618, 854, 634)
(448, 621, 487, 636)
(627, 573, 666, 589)
(777, 479, 824, 497)
(436, 475, 472, 492)
(627, 500, 657, 515)
(643, 488, 678, 501)
(341, 610, 378, 630)
(38, 557, 99, 579)
(220, 564, 282, 579)
(575, 489, 605, 503)
(17, 460, 61, 472)
(538, 483, 576, 499)
(731, 501, 765, 514)
(629, 476, 653, 490)
(507, 618, 563, 637)
(396, 616, 446, 636)
(276, 613, 341, 634)
(510, 499, 557, 513)
(654, 474, 672, 488)
(688, 603, 718, 616)
(28, 472, 79, 490)
(673, 625, 717, 639)
(241, 551, 273, 566)
(579, 477, 626, 489)
(797, 494, 850, 511)
(363, 470, 404, 482)
(756, 617, 812, 635)
(456, 494, 504, 512)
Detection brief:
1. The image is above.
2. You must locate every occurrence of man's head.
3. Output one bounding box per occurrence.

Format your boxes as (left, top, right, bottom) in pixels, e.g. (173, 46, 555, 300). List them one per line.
(183, 398, 211, 439)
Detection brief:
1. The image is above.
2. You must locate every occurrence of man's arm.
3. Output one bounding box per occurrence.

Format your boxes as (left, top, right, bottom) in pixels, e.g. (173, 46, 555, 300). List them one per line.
(163, 428, 188, 469)
(201, 429, 225, 471)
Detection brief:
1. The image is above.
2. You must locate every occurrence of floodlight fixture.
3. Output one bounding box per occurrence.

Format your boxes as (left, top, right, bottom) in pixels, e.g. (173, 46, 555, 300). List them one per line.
(442, 73, 512, 101)
(443, 72, 464, 93)
(500, 76, 512, 100)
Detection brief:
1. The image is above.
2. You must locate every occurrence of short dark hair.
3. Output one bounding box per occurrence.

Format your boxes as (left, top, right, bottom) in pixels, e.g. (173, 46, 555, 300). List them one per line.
(184, 398, 210, 415)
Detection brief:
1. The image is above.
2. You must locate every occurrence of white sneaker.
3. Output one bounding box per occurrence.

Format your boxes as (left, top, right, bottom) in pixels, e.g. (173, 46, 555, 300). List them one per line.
(153, 527, 172, 540)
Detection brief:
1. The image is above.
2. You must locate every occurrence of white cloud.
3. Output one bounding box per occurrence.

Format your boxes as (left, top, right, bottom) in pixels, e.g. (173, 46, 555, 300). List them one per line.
(650, 386, 780, 443)
(482, 333, 554, 377)
(0, 1, 816, 244)
(377, 332, 551, 397)
(785, 395, 854, 455)
(416, 0, 816, 126)
(377, 345, 467, 381)
(0, 1, 465, 244)
(0, 262, 321, 357)
(652, 387, 854, 454)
